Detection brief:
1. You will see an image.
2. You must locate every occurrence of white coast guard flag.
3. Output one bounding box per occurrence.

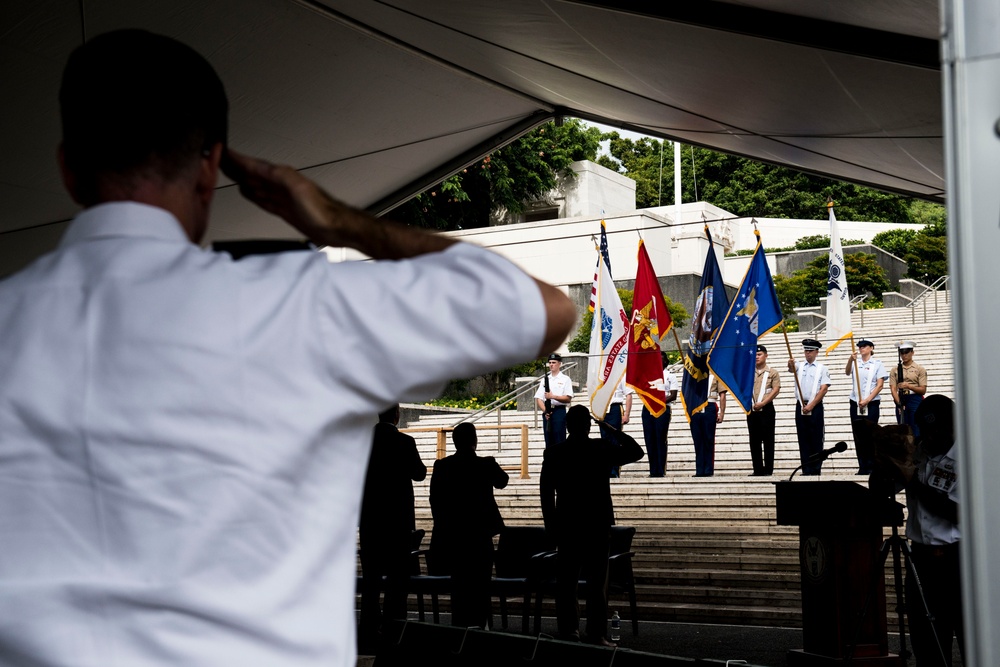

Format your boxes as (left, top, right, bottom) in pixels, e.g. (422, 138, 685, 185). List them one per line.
(588, 251, 629, 419)
(825, 203, 852, 353)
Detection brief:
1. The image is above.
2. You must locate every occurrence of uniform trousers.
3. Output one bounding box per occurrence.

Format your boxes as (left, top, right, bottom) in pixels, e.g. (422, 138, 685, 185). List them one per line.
(358, 531, 411, 651)
(543, 406, 567, 447)
(794, 402, 825, 475)
(690, 403, 717, 476)
(907, 541, 964, 667)
(896, 394, 923, 439)
(641, 406, 671, 477)
(449, 537, 495, 629)
(849, 399, 881, 474)
(555, 526, 611, 641)
(746, 403, 776, 475)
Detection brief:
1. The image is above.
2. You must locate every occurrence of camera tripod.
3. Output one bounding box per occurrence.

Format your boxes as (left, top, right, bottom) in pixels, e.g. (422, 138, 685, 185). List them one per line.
(849, 523, 949, 666)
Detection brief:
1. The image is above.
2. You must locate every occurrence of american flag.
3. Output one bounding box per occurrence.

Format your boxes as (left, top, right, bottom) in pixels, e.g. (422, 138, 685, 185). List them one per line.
(588, 220, 612, 312)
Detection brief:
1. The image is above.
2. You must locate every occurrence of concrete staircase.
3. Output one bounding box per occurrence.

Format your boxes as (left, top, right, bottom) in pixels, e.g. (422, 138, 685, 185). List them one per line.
(390, 295, 954, 629)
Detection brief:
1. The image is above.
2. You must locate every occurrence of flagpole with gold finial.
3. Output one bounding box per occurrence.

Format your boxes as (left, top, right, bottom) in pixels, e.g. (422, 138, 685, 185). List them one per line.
(783, 324, 805, 409)
(849, 334, 865, 416)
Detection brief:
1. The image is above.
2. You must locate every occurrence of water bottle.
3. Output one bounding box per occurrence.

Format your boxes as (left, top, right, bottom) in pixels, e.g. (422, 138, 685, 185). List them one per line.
(610, 610, 621, 642)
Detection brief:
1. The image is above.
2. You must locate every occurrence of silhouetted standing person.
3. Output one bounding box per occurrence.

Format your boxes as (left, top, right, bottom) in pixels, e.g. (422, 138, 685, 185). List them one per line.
(0, 29, 575, 667)
(429, 423, 508, 628)
(540, 405, 644, 646)
(359, 406, 426, 652)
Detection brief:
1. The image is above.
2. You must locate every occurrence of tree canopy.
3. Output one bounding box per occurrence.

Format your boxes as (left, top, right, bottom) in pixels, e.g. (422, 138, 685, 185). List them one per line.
(598, 136, 918, 223)
(774, 252, 891, 318)
(389, 118, 603, 230)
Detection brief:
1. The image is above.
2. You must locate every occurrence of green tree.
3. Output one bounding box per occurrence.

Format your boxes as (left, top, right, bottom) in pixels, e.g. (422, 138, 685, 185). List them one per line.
(909, 200, 947, 227)
(391, 119, 604, 230)
(598, 136, 917, 223)
(871, 228, 918, 258)
(904, 234, 947, 283)
(567, 288, 689, 353)
(791, 234, 865, 250)
(870, 218, 947, 282)
(774, 253, 890, 314)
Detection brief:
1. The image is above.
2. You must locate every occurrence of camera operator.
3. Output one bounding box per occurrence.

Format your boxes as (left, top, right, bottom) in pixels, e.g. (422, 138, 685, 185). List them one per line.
(876, 395, 962, 667)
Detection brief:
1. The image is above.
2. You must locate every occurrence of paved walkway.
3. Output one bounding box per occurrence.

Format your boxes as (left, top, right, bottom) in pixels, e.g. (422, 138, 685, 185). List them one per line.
(361, 613, 964, 666)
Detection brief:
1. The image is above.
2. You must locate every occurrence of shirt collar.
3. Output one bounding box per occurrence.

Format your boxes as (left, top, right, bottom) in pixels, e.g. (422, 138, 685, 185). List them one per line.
(60, 202, 192, 247)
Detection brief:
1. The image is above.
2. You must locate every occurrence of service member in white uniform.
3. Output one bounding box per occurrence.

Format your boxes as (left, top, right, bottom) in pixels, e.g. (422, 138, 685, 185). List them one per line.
(844, 338, 889, 474)
(0, 30, 575, 667)
(536, 352, 574, 447)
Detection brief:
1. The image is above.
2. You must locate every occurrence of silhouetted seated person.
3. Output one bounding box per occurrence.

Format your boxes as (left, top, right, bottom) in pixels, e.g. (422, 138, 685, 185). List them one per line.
(358, 405, 427, 653)
(429, 422, 509, 628)
(540, 405, 644, 646)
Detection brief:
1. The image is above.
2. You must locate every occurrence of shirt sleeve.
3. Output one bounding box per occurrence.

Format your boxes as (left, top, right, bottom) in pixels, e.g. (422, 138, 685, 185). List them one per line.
(315, 243, 548, 407)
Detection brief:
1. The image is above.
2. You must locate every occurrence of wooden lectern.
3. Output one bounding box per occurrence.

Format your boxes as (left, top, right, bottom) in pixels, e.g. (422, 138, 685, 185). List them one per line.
(775, 481, 904, 666)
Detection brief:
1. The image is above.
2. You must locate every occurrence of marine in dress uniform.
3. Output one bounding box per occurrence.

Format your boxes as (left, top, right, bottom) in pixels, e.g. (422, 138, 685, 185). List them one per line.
(890, 340, 927, 439)
(747, 345, 780, 476)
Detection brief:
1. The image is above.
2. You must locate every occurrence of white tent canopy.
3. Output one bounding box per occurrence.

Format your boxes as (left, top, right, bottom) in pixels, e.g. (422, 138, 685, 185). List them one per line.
(2, 0, 942, 273)
(8, 3, 1000, 664)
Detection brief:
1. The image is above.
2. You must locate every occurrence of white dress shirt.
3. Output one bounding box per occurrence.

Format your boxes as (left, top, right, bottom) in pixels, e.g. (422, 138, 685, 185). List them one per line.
(794, 360, 832, 404)
(906, 445, 960, 545)
(849, 357, 889, 403)
(535, 371, 573, 406)
(0, 202, 546, 667)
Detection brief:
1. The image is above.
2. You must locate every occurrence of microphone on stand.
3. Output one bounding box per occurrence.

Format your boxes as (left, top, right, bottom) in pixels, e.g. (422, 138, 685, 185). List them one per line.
(807, 441, 848, 463)
(788, 442, 848, 481)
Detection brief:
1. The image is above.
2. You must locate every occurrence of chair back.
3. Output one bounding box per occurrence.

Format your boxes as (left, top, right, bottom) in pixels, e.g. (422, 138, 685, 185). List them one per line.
(493, 526, 554, 577)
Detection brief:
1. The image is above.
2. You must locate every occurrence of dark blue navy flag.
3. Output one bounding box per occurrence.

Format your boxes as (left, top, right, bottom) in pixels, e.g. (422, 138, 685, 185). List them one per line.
(680, 228, 730, 421)
(707, 231, 784, 413)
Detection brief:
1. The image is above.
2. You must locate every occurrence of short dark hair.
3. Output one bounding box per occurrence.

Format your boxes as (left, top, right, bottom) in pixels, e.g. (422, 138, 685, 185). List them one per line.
(566, 405, 592, 435)
(453, 422, 477, 450)
(915, 395, 954, 445)
(378, 405, 400, 424)
(60, 29, 228, 203)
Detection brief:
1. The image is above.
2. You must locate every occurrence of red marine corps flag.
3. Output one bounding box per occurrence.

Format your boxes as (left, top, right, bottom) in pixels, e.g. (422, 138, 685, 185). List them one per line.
(626, 239, 673, 417)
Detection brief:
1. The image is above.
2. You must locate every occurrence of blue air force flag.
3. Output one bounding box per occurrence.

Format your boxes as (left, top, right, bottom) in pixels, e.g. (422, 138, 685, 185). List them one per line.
(707, 232, 784, 413)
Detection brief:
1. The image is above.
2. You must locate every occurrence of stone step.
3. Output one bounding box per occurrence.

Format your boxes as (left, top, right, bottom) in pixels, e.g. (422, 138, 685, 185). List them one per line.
(373, 299, 951, 631)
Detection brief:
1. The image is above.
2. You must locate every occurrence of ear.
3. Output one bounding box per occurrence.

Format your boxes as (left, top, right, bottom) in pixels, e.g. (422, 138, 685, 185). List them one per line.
(195, 143, 224, 207)
(57, 144, 85, 205)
